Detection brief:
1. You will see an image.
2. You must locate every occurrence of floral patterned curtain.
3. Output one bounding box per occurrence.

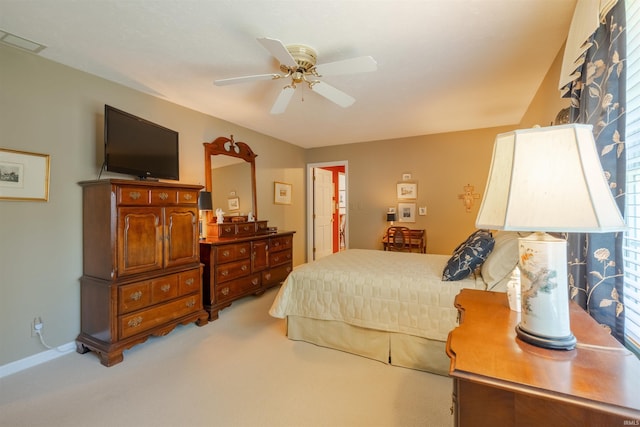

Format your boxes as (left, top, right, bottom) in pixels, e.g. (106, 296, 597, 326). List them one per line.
(566, 2, 627, 343)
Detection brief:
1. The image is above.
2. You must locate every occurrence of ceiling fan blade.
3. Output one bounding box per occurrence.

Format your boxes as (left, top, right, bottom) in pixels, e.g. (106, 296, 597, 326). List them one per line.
(314, 56, 377, 76)
(258, 37, 298, 68)
(214, 74, 280, 86)
(271, 86, 296, 114)
(311, 81, 355, 108)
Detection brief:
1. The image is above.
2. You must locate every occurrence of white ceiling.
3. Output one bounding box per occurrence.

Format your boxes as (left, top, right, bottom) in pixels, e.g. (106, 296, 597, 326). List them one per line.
(0, 0, 576, 148)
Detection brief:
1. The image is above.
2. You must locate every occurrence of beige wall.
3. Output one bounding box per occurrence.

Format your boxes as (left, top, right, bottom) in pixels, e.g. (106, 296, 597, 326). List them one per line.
(305, 129, 508, 254)
(0, 45, 305, 366)
(0, 40, 566, 367)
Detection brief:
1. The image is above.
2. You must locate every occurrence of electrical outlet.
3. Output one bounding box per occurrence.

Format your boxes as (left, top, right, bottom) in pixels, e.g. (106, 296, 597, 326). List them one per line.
(31, 317, 43, 337)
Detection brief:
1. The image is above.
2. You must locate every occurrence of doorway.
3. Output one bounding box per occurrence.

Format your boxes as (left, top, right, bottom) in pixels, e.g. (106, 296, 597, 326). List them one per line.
(306, 161, 348, 262)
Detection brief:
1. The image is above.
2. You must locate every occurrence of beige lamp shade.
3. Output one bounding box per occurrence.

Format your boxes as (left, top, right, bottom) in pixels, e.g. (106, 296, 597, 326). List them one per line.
(476, 124, 625, 233)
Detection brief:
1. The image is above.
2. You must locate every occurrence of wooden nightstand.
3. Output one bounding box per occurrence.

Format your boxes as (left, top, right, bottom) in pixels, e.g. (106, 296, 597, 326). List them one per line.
(446, 289, 640, 426)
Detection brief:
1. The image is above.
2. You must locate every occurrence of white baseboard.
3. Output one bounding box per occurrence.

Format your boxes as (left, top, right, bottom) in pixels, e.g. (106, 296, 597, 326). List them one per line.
(0, 342, 76, 378)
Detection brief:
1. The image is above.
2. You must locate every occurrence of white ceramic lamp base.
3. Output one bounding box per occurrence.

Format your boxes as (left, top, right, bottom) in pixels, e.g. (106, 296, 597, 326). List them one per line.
(515, 232, 576, 350)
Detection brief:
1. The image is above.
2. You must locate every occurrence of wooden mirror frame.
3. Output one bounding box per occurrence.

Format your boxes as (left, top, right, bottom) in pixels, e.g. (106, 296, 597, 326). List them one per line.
(203, 135, 258, 224)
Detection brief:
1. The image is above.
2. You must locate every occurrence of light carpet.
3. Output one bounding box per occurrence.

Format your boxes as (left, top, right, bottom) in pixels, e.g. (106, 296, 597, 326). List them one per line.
(0, 287, 454, 427)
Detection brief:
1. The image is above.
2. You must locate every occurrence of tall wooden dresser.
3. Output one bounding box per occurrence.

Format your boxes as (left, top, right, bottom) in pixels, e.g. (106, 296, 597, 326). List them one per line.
(200, 230, 294, 320)
(76, 179, 209, 366)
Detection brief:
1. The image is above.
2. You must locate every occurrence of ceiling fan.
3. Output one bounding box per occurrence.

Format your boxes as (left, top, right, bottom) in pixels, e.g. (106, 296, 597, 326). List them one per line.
(214, 37, 377, 114)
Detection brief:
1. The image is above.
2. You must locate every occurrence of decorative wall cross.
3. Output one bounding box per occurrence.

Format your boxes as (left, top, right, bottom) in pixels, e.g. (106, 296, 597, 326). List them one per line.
(458, 184, 480, 213)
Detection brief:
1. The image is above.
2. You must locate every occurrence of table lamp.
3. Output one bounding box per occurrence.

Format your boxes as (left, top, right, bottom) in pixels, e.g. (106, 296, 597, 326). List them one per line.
(475, 124, 625, 350)
(386, 210, 396, 225)
(198, 191, 213, 239)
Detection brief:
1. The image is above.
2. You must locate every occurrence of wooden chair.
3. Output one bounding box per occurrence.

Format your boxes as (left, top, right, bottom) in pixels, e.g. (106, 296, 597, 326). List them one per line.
(385, 226, 412, 252)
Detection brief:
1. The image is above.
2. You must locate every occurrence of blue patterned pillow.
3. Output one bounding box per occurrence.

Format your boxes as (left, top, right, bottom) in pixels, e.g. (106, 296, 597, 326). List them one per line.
(443, 230, 494, 281)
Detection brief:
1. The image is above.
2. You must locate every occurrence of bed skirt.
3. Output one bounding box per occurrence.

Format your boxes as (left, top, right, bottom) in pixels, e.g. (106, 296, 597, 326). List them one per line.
(286, 315, 450, 376)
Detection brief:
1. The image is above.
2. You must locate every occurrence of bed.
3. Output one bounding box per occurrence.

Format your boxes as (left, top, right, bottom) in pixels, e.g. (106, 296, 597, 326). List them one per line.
(268, 230, 520, 375)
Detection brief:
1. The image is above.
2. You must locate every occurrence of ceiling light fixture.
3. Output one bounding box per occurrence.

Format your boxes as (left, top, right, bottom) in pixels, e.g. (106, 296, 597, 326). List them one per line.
(0, 30, 47, 54)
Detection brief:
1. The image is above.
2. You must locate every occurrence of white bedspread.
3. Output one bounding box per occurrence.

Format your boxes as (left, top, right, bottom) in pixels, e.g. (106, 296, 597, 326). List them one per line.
(269, 249, 486, 342)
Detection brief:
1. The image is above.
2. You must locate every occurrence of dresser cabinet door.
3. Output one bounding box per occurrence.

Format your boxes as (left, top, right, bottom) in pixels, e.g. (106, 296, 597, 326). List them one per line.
(164, 207, 199, 268)
(252, 240, 268, 272)
(117, 207, 163, 276)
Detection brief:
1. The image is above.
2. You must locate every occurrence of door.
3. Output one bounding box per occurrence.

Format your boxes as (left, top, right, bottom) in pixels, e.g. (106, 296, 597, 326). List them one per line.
(251, 239, 268, 272)
(117, 207, 164, 276)
(313, 167, 334, 260)
(164, 206, 199, 268)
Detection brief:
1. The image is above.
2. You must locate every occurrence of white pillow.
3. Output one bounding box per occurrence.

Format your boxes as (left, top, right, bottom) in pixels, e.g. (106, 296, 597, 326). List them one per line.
(481, 231, 520, 289)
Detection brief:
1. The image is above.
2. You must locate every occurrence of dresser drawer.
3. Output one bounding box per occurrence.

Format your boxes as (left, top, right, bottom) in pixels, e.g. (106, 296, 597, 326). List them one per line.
(215, 223, 237, 237)
(269, 249, 292, 267)
(216, 274, 261, 304)
(236, 222, 257, 236)
(150, 274, 179, 304)
(117, 187, 151, 205)
(215, 243, 251, 262)
(177, 189, 198, 205)
(150, 189, 178, 205)
(263, 263, 293, 287)
(270, 235, 293, 252)
(119, 294, 201, 339)
(216, 258, 251, 283)
(178, 268, 201, 296)
(119, 281, 152, 314)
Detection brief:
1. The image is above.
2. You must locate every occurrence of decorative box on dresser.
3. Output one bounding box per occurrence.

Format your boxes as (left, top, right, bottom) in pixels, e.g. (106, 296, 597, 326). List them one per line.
(76, 179, 209, 366)
(200, 228, 294, 320)
(446, 289, 640, 427)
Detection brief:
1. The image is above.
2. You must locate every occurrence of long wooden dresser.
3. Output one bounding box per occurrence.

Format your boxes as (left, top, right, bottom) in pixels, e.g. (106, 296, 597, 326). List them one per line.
(76, 179, 209, 366)
(200, 230, 294, 320)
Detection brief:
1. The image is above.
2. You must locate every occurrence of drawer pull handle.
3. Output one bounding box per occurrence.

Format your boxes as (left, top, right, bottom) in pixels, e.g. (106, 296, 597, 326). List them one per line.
(159, 192, 169, 200)
(274, 242, 280, 247)
(286, 267, 292, 273)
(222, 250, 230, 257)
(186, 299, 195, 308)
(224, 226, 232, 232)
(221, 270, 229, 276)
(185, 278, 194, 286)
(265, 273, 271, 280)
(128, 316, 143, 328)
(241, 265, 248, 271)
(130, 291, 143, 301)
(252, 278, 259, 286)
(242, 225, 250, 231)
(129, 191, 141, 200)
(161, 284, 171, 292)
(240, 248, 247, 254)
(184, 194, 193, 201)
(221, 287, 229, 296)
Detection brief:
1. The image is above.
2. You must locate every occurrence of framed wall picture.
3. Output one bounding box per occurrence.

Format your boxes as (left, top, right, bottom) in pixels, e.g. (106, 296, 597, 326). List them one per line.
(398, 202, 416, 223)
(397, 182, 417, 200)
(228, 196, 239, 211)
(0, 148, 50, 201)
(274, 181, 292, 205)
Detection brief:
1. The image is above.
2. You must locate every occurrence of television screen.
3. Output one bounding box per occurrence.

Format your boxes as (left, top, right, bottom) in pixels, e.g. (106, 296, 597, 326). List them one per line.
(104, 105, 179, 180)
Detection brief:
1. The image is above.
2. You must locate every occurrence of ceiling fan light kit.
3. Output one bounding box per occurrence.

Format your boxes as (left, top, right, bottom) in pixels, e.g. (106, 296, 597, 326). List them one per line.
(214, 37, 377, 114)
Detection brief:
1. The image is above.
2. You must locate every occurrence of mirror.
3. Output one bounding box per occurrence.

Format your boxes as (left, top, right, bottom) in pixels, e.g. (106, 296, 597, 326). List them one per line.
(204, 136, 258, 224)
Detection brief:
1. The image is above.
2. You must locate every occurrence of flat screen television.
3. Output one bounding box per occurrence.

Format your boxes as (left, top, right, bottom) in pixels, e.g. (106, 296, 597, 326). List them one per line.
(104, 105, 179, 180)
